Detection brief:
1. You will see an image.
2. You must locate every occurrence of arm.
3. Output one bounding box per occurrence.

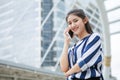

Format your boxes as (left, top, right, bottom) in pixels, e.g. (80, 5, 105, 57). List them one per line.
(60, 41, 69, 72)
(65, 63, 82, 77)
(60, 28, 71, 72)
(77, 35, 102, 71)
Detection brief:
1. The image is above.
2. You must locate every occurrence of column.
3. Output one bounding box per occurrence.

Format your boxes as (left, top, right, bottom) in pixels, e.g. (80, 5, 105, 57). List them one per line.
(96, 0, 116, 80)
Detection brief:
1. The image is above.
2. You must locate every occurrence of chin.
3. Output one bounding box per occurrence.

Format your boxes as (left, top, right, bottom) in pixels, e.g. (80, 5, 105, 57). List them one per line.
(74, 32, 79, 35)
(74, 31, 80, 35)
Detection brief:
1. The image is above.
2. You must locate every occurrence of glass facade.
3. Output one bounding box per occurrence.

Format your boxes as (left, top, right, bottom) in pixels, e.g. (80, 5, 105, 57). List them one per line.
(41, 0, 66, 70)
(41, 0, 55, 67)
(0, 0, 41, 68)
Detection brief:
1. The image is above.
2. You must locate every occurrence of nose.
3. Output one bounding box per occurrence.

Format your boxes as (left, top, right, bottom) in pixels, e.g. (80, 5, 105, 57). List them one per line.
(71, 23, 75, 28)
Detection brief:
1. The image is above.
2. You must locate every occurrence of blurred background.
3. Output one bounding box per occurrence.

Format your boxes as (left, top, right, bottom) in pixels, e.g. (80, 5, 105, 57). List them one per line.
(0, 0, 120, 80)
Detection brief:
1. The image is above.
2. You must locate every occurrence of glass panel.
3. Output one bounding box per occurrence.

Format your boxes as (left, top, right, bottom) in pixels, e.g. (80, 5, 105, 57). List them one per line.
(110, 22, 120, 34)
(107, 9, 120, 22)
(104, 0, 120, 10)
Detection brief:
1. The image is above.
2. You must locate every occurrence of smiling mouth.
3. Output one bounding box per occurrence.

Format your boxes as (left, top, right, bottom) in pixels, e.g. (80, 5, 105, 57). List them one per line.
(72, 27, 78, 32)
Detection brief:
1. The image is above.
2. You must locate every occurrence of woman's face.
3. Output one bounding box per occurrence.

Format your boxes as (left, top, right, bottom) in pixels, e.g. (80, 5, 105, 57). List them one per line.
(67, 14, 86, 36)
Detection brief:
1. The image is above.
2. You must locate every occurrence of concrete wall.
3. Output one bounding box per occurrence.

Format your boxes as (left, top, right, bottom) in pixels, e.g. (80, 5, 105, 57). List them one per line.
(0, 64, 65, 80)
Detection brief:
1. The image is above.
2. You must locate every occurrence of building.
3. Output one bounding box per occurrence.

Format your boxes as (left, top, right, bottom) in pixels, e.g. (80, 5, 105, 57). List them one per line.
(0, 0, 41, 68)
(41, 0, 55, 67)
(40, 0, 66, 70)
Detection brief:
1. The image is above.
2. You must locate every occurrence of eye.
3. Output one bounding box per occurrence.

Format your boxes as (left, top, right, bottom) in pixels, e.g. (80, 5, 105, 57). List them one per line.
(68, 22, 72, 25)
(73, 19, 78, 22)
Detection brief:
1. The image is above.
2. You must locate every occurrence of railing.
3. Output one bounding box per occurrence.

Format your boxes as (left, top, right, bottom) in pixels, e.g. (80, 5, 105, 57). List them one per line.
(0, 60, 65, 80)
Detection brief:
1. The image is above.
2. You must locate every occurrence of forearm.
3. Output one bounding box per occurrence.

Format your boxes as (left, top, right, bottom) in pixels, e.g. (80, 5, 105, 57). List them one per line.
(60, 42, 69, 72)
(65, 63, 82, 77)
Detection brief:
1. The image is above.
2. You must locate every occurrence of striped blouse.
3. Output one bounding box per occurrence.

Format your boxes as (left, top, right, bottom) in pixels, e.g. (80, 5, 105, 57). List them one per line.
(67, 33, 103, 80)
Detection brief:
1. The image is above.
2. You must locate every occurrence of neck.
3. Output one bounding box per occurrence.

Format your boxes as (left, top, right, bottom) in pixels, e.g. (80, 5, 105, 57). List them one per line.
(78, 31, 90, 40)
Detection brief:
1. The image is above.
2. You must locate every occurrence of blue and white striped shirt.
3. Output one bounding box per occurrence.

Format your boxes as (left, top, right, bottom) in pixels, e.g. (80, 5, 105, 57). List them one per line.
(67, 33, 103, 80)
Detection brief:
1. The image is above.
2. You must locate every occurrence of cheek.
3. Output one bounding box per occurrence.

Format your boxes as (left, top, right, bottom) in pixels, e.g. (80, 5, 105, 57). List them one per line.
(77, 22, 85, 33)
(77, 20, 83, 25)
(77, 21, 84, 28)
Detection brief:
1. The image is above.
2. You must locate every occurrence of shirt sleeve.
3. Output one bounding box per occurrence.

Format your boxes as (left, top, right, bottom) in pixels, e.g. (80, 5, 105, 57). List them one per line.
(68, 47, 74, 68)
(77, 34, 102, 71)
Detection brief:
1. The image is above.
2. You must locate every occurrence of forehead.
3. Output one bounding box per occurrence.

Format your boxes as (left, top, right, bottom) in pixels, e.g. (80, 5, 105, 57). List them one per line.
(67, 14, 80, 22)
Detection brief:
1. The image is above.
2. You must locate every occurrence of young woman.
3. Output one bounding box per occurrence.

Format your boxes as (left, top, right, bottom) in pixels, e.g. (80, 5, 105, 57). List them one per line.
(60, 9, 104, 80)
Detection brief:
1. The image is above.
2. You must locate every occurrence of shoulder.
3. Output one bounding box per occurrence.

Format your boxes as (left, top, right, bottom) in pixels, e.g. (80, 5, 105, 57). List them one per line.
(88, 33, 101, 43)
(90, 33, 101, 39)
(91, 33, 100, 37)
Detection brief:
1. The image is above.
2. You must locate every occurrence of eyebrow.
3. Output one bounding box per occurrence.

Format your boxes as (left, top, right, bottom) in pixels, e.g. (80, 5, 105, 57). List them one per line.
(73, 18, 78, 21)
(68, 18, 78, 22)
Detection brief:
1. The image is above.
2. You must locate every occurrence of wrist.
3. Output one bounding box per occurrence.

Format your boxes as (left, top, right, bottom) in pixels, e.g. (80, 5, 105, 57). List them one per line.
(65, 71, 71, 77)
(64, 40, 70, 45)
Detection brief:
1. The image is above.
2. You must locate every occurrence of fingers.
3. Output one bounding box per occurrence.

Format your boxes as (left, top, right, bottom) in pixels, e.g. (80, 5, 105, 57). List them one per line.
(64, 72, 70, 77)
(64, 27, 71, 36)
(64, 30, 70, 40)
(63, 27, 72, 44)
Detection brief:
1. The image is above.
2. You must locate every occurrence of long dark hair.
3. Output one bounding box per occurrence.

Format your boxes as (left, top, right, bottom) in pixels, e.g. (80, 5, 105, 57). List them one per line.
(66, 9, 93, 34)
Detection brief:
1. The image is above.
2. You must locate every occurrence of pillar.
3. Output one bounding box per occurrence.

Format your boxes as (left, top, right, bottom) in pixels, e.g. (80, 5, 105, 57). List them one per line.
(96, 0, 116, 80)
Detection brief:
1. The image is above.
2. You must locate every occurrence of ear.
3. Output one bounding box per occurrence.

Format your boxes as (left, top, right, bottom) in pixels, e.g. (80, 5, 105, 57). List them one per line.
(83, 17, 88, 24)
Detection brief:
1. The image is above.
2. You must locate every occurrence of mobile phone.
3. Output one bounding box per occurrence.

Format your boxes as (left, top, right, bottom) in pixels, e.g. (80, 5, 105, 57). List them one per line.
(68, 30, 73, 38)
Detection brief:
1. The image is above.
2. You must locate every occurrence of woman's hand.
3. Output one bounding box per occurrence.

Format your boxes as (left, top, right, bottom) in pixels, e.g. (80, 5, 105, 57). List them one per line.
(64, 63, 82, 77)
(64, 72, 70, 77)
(63, 27, 72, 44)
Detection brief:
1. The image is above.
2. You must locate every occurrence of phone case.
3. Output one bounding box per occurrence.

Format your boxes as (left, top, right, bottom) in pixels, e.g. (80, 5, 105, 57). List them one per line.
(68, 30, 73, 38)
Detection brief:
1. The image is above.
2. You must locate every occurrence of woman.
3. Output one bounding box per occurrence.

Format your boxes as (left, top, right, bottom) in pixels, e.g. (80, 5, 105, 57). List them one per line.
(60, 9, 103, 80)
